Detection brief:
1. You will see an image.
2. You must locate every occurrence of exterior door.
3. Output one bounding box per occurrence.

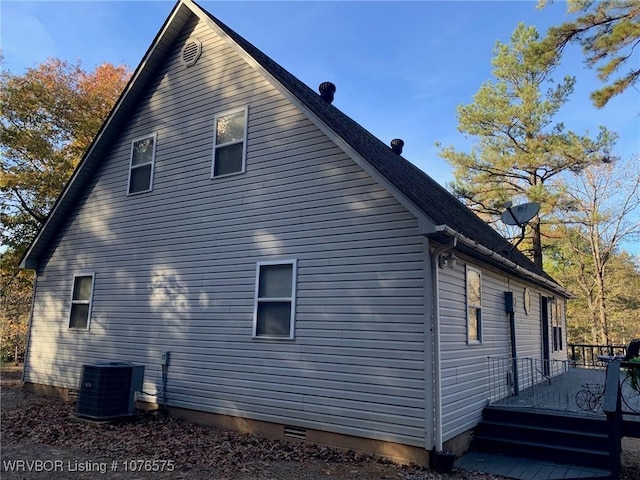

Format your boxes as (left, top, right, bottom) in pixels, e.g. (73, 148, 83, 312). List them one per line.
(541, 296, 550, 376)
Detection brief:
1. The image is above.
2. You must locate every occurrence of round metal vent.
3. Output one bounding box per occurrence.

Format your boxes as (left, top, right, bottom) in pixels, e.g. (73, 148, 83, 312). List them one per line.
(181, 38, 202, 67)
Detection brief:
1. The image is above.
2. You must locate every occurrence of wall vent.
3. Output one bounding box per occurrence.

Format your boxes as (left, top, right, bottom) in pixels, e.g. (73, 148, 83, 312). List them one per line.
(283, 425, 307, 440)
(182, 38, 202, 67)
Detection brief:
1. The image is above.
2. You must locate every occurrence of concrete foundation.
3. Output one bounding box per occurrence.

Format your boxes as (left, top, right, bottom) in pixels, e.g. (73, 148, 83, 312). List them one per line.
(23, 381, 477, 466)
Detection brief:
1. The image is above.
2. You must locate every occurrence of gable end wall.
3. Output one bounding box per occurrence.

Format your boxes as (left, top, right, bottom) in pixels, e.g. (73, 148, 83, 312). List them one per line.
(25, 16, 429, 449)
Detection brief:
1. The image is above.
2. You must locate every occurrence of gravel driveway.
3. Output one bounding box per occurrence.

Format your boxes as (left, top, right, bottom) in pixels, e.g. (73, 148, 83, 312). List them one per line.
(1, 368, 638, 480)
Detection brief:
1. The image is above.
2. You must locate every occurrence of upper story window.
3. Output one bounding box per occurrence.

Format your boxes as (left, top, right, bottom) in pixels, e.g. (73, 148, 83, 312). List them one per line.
(212, 107, 247, 178)
(253, 260, 297, 339)
(69, 273, 95, 330)
(466, 266, 482, 343)
(128, 133, 157, 194)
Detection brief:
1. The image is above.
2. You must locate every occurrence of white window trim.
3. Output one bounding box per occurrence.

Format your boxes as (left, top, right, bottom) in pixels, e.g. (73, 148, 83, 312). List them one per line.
(252, 259, 297, 340)
(466, 265, 482, 344)
(127, 132, 157, 195)
(211, 106, 248, 179)
(68, 272, 95, 330)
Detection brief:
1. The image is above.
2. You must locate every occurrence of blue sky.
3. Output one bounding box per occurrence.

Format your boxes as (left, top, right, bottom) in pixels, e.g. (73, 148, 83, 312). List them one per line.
(2, 1, 639, 251)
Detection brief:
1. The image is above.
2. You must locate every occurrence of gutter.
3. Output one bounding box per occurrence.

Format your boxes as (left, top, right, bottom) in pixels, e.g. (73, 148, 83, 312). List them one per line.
(433, 225, 572, 298)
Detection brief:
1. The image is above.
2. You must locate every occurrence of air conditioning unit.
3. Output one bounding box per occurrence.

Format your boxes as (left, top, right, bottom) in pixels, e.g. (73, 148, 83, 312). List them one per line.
(76, 361, 144, 420)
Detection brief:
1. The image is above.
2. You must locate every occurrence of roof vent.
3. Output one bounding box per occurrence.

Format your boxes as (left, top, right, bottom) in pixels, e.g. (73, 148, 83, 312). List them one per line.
(182, 38, 202, 67)
(390, 139, 404, 155)
(318, 82, 336, 104)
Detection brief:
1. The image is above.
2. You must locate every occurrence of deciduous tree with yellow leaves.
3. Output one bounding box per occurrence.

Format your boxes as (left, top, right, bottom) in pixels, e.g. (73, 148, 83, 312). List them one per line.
(1, 58, 130, 363)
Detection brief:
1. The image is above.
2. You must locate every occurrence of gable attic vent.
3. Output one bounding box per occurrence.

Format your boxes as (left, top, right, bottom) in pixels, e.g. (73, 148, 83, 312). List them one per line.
(318, 82, 336, 104)
(390, 138, 404, 155)
(182, 38, 202, 67)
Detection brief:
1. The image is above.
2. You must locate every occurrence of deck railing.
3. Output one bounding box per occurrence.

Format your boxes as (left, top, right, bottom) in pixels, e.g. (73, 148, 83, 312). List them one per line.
(487, 357, 637, 480)
(487, 356, 581, 409)
(488, 355, 639, 416)
(567, 343, 628, 368)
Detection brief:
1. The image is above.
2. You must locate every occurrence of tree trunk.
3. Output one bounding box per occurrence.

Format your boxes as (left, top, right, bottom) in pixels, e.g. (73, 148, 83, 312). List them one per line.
(591, 312, 602, 344)
(596, 267, 610, 345)
(531, 216, 543, 269)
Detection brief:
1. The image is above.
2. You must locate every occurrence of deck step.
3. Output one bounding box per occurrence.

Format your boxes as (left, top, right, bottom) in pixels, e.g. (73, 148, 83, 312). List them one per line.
(477, 420, 609, 451)
(473, 406, 611, 470)
(473, 435, 609, 469)
(481, 406, 608, 433)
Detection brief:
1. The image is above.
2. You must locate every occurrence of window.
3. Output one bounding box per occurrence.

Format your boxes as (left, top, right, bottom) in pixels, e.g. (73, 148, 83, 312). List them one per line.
(128, 134, 156, 194)
(212, 107, 247, 177)
(552, 299, 564, 352)
(466, 266, 482, 343)
(253, 260, 297, 339)
(69, 274, 95, 329)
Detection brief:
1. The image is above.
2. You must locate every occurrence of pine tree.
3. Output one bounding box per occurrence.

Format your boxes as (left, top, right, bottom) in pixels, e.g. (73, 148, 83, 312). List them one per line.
(538, 0, 640, 108)
(437, 23, 617, 268)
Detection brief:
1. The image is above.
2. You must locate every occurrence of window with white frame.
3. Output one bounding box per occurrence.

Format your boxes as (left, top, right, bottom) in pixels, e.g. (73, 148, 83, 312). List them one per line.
(466, 266, 482, 343)
(253, 260, 297, 339)
(128, 133, 157, 194)
(552, 299, 564, 352)
(69, 274, 95, 329)
(212, 107, 247, 178)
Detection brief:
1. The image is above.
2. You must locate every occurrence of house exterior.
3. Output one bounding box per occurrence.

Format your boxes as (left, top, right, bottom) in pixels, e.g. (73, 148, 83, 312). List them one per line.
(19, 0, 570, 465)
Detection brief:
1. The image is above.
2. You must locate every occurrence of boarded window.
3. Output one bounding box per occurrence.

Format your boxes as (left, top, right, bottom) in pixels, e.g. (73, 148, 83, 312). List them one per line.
(466, 266, 482, 343)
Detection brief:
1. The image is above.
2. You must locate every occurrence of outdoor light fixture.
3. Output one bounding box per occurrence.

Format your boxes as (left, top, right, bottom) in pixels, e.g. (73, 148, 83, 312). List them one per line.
(438, 251, 458, 269)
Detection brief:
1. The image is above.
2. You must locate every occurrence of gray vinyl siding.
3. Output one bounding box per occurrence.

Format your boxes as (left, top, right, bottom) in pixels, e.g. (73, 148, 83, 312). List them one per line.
(438, 255, 556, 441)
(25, 16, 427, 447)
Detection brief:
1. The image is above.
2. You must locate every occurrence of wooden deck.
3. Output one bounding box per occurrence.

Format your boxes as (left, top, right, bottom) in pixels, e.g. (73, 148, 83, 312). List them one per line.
(457, 364, 640, 479)
(455, 452, 610, 479)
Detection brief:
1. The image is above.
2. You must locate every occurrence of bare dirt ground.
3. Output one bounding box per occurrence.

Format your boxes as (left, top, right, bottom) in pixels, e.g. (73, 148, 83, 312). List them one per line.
(1, 368, 638, 480)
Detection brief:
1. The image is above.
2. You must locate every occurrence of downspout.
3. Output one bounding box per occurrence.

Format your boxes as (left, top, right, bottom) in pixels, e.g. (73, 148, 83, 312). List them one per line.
(431, 237, 457, 452)
(507, 303, 519, 396)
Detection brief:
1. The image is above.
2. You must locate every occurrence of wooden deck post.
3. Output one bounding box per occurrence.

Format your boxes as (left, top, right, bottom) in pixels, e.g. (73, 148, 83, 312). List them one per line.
(603, 361, 622, 480)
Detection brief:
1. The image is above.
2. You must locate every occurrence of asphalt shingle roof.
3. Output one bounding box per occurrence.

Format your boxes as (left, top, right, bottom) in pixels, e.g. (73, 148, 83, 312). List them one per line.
(22, 0, 560, 290)
(202, 5, 554, 283)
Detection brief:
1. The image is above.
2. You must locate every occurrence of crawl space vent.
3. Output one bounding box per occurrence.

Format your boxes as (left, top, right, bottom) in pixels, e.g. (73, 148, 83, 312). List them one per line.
(182, 38, 202, 67)
(283, 425, 307, 440)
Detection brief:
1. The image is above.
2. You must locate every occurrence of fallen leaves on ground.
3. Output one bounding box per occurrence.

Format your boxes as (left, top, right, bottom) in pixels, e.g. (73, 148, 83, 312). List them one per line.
(2, 371, 441, 479)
